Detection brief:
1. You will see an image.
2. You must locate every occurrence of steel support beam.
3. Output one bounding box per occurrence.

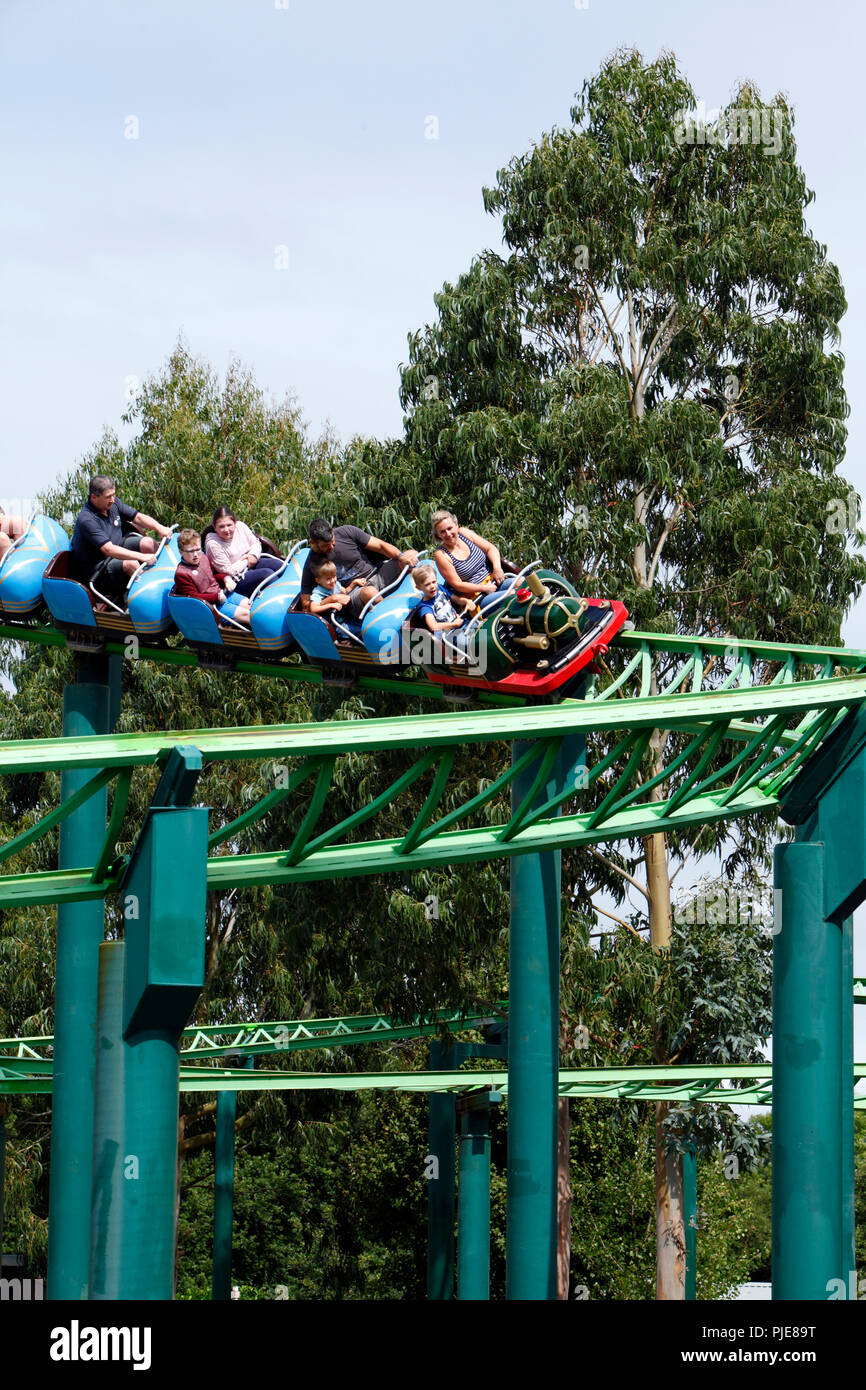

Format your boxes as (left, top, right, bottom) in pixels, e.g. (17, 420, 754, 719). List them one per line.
(457, 1095, 494, 1301)
(506, 735, 582, 1300)
(426, 1039, 456, 1300)
(48, 657, 119, 1301)
(777, 731, 866, 1302)
(842, 917, 855, 1284)
(211, 1089, 237, 1302)
(683, 1146, 697, 1301)
(89, 940, 128, 1298)
(772, 841, 842, 1299)
(89, 789, 207, 1301)
(212, 1054, 254, 1301)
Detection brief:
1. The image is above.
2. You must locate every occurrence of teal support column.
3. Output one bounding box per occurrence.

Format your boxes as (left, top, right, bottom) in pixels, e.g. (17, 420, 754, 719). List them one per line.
(91, 936, 197, 1301)
(121, 1029, 187, 1300)
(456, 1092, 496, 1301)
(772, 840, 842, 1300)
(89, 777, 207, 1301)
(212, 1088, 238, 1302)
(506, 734, 583, 1301)
(842, 916, 855, 1284)
(212, 1054, 253, 1301)
(90, 940, 126, 1297)
(776, 714, 866, 1299)
(121, 804, 206, 1300)
(427, 1039, 456, 1300)
(683, 1146, 697, 1301)
(48, 657, 119, 1301)
(0, 1101, 6, 1265)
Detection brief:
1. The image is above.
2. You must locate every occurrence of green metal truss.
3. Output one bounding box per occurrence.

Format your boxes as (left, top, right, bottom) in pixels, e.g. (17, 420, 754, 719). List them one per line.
(2, 1058, 864, 1105)
(0, 1005, 504, 1068)
(2, 629, 866, 907)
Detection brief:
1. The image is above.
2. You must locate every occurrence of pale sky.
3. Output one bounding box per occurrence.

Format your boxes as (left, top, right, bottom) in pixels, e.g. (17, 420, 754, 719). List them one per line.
(2, 0, 865, 1055)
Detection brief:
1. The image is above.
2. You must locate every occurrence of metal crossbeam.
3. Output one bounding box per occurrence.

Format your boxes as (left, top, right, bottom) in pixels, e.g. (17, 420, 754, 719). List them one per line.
(3, 677, 866, 776)
(2, 1060, 864, 1104)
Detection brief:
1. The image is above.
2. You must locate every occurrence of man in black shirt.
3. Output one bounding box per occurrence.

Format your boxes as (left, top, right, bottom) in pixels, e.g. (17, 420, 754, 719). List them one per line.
(300, 519, 418, 620)
(71, 476, 173, 597)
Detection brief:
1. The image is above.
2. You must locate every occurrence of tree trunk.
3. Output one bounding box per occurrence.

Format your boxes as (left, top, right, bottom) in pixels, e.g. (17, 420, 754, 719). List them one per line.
(645, 827, 671, 953)
(633, 489, 648, 588)
(556, 1097, 572, 1299)
(646, 771, 685, 1299)
(655, 1101, 686, 1299)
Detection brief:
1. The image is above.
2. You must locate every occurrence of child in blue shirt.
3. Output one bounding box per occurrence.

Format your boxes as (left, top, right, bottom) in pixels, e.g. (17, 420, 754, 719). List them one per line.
(411, 563, 476, 657)
(309, 560, 364, 618)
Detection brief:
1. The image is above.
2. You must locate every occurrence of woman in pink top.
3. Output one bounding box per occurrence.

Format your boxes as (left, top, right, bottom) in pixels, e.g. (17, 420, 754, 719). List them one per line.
(204, 507, 284, 597)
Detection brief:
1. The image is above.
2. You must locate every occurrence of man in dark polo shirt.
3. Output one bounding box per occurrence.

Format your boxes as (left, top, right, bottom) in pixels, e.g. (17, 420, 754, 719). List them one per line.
(71, 475, 173, 597)
(299, 518, 419, 620)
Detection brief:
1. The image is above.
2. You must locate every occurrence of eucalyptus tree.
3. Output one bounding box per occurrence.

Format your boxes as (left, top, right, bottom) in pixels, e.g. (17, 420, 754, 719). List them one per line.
(364, 47, 866, 1296)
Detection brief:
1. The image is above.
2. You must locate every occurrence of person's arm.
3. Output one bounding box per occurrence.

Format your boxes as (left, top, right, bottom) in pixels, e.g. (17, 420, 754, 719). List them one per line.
(450, 593, 474, 614)
(432, 548, 488, 598)
(310, 595, 347, 614)
(366, 535, 419, 568)
(461, 528, 505, 583)
(174, 567, 221, 603)
(238, 521, 261, 567)
(132, 511, 172, 540)
(206, 534, 245, 581)
(101, 539, 155, 565)
(423, 613, 463, 632)
(198, 557, 224, 605)
(299, 555, 317, 596)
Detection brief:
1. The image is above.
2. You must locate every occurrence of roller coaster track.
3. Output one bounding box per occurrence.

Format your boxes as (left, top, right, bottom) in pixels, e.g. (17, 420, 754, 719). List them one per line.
(2, 1057, 865, 1105)
(4, 997, 864, 1101)
(0, 1005, 503, 1071)
(2, 629, 866, 908)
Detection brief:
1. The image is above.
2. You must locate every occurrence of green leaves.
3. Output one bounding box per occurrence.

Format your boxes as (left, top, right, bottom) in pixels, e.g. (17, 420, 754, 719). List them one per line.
(393, 47, 861, 660)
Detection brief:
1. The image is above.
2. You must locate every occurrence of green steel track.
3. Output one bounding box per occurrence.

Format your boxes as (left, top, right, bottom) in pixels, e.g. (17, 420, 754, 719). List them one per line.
(0, 1006, 504, 1067)
(1, 1058, 864, 1105)
(2, 627, 866, 907)
(0, 620, 524, 707)
(3, 1003, 864, 1101)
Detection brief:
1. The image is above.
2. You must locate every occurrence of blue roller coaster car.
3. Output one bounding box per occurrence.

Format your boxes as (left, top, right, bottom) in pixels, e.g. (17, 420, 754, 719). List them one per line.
(167, 544, 307, 657)
(0, 515, 69, 618)
(42, 533, 181, 640)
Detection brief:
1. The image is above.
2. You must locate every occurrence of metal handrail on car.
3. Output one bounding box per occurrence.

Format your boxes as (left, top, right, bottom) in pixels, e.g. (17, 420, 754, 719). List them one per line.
(214, 604, 250, 632)
(331, 615, 366, 648)
(403, 551, 476, 664)
(357, 560, 413, 622)
(425, 559, 547, 658)
(434, 628, 476, 665)
(454, 559, 542, 629)
(90, 526, 177, 616)
(246, 535, 308, 603)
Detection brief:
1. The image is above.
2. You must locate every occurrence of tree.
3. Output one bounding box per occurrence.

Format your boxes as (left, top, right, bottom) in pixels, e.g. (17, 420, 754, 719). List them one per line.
(356, 47, 865, 1296)
(0, 341, 515, 1275)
